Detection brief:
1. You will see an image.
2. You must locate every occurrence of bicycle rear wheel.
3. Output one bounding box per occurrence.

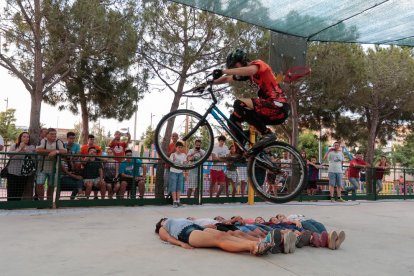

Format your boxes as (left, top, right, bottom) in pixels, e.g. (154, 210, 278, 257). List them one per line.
(154, 109, 214, 170)
(248, 141, 307, 203)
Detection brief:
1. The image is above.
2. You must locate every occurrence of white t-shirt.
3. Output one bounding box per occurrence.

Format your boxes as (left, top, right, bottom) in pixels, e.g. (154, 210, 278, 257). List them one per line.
(328, 150, 344, 173)
(211, 144, 229, 171)
(193, 218, 218, 226)
(281, 158, 292, 176)
(169, 152, 187, 173)
(287, 214, 309, 222)
(187, 148, 206, 163)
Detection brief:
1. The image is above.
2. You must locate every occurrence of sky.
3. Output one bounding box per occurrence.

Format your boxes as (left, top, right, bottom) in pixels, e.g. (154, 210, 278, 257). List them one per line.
(0, 68, 230, 141)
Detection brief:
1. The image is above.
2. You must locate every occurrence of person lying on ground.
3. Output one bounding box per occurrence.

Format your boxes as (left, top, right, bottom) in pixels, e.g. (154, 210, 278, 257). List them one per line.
(187, 217, 258, 241)
(155, 218, 274, 256)
(276, 213, 346, 250)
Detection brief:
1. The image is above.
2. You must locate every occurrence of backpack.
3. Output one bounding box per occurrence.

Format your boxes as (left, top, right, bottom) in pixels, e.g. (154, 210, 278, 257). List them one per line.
(40, 139, 62, 172)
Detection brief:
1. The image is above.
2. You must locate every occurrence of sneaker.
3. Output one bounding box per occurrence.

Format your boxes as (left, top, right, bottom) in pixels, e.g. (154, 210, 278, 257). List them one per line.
(271, 230, 282, 254)
(296, 230, 311, 248)
(328, 231, 338, 250)
(320, 231, 329, 248)
(255, 152, 282, 173)
(253, 241, 273, 256)
(177, 202, 183, 207)
(310, 232, 321, 247)
(335, 231, 346, 249)
(172, 202, 178, 208)
(287, 232, 296, 253)
(330, 197, 335, 203)
(264, 230, 274, 244)
(336, 197, 345, 202)
(283, 232, 296, 253)
(70, 190, 77, 200)
(249, 133, 276, 153)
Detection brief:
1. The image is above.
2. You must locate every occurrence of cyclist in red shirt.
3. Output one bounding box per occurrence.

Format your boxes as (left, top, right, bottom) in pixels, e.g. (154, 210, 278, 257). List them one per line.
(346, 152, 370, 196)
(210, 49, 290, 149)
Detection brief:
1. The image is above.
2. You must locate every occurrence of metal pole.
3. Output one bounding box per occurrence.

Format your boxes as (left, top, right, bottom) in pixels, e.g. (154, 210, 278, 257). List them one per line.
(248, 126, 256, 205)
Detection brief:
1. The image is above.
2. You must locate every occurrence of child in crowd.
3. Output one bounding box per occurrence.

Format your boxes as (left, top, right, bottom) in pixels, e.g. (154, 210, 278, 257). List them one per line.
(307, 156, 323, 199)
(169, 141, 187, 207)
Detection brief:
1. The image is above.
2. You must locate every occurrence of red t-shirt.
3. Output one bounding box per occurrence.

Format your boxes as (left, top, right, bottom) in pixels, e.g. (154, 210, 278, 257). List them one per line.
(348, 159, 368, 178)
(250, 60, 287, 103)
(376, 162, 388, 180)
(165, 143, 176, 169)
(109, 141, 128, 161)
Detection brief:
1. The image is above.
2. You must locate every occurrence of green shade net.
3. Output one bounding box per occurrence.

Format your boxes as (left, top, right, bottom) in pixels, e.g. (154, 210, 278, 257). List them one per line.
(169, 0, 414, 46)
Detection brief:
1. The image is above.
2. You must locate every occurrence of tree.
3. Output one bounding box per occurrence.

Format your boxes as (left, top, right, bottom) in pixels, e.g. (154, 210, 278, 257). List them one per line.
(0, 0, 74, 144)
(141, 126, 155, 150)
(140, 1, 265, 198)
(304, 44, 414, 193)
(0, 109, 20, 144)
(391, 134, 414, 167)
(45, 0, 143, 143)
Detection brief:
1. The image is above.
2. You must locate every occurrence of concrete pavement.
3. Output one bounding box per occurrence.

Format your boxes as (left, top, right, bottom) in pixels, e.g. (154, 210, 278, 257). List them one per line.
(1, 200, 413, 276)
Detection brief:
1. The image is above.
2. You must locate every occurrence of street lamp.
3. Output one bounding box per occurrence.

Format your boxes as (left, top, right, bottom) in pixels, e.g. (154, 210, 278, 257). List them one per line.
(150, 113, 155, 129)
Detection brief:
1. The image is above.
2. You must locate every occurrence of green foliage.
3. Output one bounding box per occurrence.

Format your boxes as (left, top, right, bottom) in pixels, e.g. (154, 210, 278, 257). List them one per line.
(392, 133, 414, 167)
(142, 126, 155, 150)
(0, 109, 20, 144)
(45, 0, 143, 123)
(303, 43, 414, 166)
(297, 131, 328, 160)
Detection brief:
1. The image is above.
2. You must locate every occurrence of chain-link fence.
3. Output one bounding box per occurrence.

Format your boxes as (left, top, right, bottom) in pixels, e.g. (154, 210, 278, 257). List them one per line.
(1, 152, 413, 209)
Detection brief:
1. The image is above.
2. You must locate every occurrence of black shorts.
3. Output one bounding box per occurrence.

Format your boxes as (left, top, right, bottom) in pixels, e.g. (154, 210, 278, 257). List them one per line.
(307, 180, 317, 189)
(120, 176, 140, 191)
(215, 223, 239, 232)
(177, 224, 204, 243)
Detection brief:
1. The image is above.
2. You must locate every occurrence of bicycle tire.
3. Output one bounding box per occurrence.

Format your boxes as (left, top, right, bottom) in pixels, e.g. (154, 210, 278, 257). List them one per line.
(154, 109, 214, 170)
(248, 141, 307, 203)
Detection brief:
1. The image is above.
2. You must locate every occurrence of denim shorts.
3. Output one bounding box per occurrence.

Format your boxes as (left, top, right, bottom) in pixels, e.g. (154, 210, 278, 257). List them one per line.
(168, 172, 184, 193)
(84, 177, 101, 186)
(36, 172, 54, 186)
(328, 172, 343, 187)
(177, 224, 204, 243)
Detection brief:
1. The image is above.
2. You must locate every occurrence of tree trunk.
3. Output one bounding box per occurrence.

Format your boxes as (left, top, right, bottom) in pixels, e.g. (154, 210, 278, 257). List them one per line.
(79, 86, 89, 144)
(365, 111, 379, 195)
(29, 0, 43, 145)
(154, 92, 183, 199)
(29, 91, 42, 145)
(289, 85, 299, 147)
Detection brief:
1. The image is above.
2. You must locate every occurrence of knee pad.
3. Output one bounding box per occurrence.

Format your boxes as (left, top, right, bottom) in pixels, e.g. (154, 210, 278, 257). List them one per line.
(233, 99, 248, 118)
(230, 112, 243, 123)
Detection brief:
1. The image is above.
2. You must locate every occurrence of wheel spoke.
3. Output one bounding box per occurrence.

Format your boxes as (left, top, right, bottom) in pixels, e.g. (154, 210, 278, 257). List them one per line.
(248, 142, 306, 203)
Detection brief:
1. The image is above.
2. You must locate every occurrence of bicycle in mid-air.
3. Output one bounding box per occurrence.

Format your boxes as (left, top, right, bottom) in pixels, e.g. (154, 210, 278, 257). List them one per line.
(155, 67, 310, 203)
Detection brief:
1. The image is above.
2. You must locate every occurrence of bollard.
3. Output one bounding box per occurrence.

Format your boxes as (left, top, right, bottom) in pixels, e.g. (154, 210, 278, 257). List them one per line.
(248, 126, 256, 205)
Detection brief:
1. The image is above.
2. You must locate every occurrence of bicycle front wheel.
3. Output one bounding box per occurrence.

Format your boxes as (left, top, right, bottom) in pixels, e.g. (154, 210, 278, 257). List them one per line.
(248, 141, 307, 203)
(154, 109, 214, 170)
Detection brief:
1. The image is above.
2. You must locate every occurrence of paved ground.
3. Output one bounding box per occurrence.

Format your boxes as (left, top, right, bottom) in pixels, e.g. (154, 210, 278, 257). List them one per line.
(1, 200, 414, 276)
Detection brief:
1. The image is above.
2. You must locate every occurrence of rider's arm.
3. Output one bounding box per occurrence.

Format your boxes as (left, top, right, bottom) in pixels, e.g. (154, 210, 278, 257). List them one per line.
(212, 65, 258, 84)
(213, 75, 233, 84)
(223, 65, 258, 76)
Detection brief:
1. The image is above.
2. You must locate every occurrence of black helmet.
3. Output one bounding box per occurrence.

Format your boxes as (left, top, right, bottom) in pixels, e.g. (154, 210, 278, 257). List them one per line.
(226, 49, 247, 68)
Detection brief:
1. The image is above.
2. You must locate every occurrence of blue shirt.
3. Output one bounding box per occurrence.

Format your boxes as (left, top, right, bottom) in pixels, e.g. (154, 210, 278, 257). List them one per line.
(64, 143, 81, 154)
(119, 158, 142, 176)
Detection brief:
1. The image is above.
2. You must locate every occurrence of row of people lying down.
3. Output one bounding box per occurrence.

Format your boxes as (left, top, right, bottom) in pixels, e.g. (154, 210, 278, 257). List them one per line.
(155, 214, 346, 256)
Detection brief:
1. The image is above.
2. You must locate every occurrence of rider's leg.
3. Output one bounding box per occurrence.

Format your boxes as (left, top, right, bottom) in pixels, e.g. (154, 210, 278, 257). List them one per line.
(228, 99, 254, 144)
